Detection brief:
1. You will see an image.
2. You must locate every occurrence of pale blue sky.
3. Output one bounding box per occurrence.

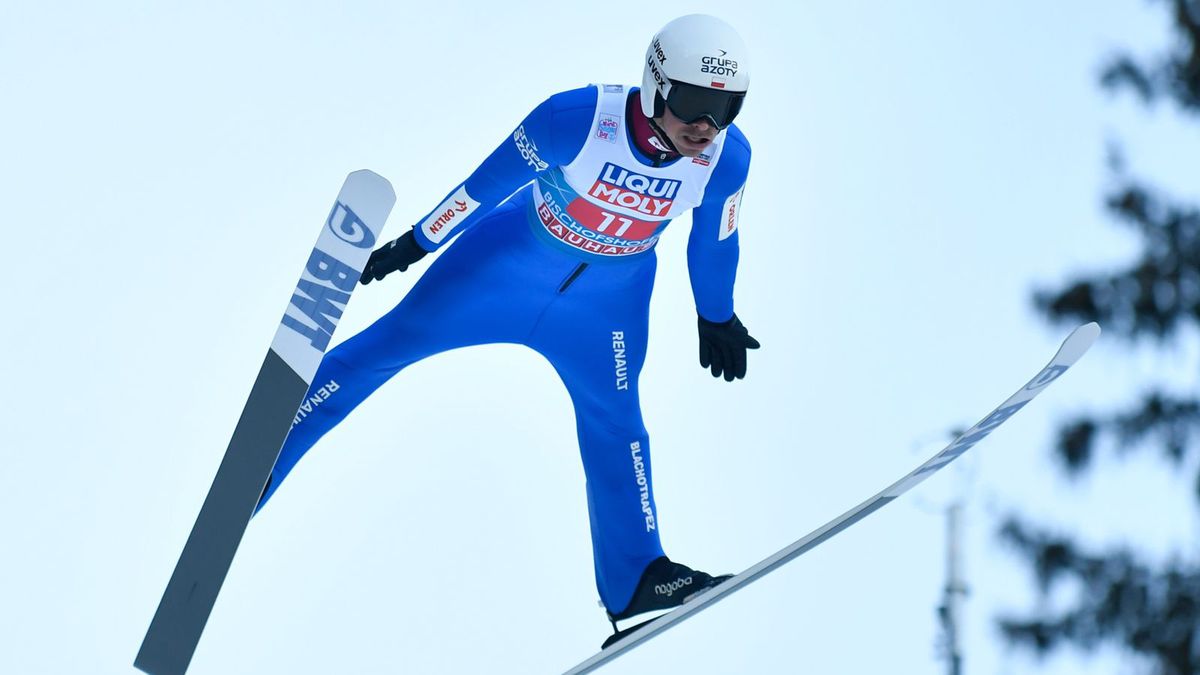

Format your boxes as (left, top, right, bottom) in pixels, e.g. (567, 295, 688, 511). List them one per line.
(1, 2, 1194, 674)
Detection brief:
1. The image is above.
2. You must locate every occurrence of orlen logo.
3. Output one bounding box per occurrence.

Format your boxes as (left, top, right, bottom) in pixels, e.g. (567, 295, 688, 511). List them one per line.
(429, 200, 468, 237)
(589, 163, 681, 217)
(420, 185, 480, 244)
(719, 186, 743, 241)
(326, 201, 376, 249)
(701, 49, 738, 77)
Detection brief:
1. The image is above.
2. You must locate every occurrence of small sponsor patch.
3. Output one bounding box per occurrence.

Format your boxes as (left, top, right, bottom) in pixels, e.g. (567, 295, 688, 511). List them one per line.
(692, 150, 713, 166)
(513, 125, 549, 172)
(420, 185, 480, 244)
(596, 113, 620, 144)
(719, 185, 743, 241)
(603, 84, 624, 94)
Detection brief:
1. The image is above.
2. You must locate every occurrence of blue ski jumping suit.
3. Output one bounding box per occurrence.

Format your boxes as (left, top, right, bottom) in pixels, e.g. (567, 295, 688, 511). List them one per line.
(258, 84, 751, 616)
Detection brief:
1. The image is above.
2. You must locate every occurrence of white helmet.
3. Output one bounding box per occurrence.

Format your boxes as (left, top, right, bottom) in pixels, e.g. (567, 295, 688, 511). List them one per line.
(641, 14, 750, 129)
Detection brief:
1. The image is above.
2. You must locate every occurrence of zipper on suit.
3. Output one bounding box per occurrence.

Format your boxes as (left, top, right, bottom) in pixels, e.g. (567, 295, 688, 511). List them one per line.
(558, 262, 589, 293)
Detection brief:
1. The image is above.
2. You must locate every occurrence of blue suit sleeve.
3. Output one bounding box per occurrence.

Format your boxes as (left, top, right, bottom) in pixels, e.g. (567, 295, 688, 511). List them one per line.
(687, 125, 751, 322)
(410, 86, 597, 251)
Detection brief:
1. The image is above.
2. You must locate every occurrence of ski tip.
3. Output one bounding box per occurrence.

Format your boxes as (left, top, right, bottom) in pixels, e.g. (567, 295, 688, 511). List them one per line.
(1058, 322, 1101, 364)
(345, 169, 397, 200)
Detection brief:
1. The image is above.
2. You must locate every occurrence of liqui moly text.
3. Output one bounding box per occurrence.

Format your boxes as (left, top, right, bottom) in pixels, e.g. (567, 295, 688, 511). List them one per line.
(589, 163, 681, 217)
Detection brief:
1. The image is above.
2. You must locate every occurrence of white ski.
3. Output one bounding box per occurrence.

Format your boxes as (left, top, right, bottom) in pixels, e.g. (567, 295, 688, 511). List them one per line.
(562, 322, 1101, 675)
(136, 170, 395, 675)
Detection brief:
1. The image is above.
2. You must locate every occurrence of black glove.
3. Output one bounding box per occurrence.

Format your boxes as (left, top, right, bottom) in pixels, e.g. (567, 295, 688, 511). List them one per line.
(698, 313, 760, 382)
(359, 230, 429, 284)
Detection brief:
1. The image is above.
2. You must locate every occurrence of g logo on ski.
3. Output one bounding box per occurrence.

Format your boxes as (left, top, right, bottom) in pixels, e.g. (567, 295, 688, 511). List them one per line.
(326, 200, 377, 249)
(1024, 364, 1068, 391)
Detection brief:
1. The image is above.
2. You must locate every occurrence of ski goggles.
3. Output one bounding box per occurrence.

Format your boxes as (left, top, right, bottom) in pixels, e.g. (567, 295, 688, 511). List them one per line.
(664, 80, 746, 130)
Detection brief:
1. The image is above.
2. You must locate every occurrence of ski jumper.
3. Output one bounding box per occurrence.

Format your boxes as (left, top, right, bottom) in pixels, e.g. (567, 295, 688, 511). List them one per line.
(258, 84, 752, 615)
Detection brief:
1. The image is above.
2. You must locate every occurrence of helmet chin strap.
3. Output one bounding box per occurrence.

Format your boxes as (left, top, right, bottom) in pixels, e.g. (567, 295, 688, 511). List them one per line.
(647, 116, 681, 155)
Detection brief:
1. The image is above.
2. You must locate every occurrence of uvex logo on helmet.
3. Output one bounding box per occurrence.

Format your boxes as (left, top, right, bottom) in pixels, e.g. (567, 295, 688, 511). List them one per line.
(652, 38, 667, 64)
(646, 56, 667, 88)
(589, 163, 681, 217)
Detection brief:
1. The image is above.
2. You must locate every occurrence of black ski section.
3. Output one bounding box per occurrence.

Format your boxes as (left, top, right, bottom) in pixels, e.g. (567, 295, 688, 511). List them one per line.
(135, 350, 306, 674)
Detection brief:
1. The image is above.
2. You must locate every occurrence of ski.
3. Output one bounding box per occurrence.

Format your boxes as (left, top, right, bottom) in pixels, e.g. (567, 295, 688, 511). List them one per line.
(135, 170, 396, 675)
(562, 322, 1101, 675)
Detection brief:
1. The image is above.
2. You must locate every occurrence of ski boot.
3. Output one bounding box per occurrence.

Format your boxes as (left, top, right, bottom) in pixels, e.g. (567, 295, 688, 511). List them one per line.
(602, 556, 732, 648)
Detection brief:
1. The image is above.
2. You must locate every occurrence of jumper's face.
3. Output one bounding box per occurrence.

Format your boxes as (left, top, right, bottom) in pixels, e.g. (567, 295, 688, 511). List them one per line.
(655, 105, 717, 157)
